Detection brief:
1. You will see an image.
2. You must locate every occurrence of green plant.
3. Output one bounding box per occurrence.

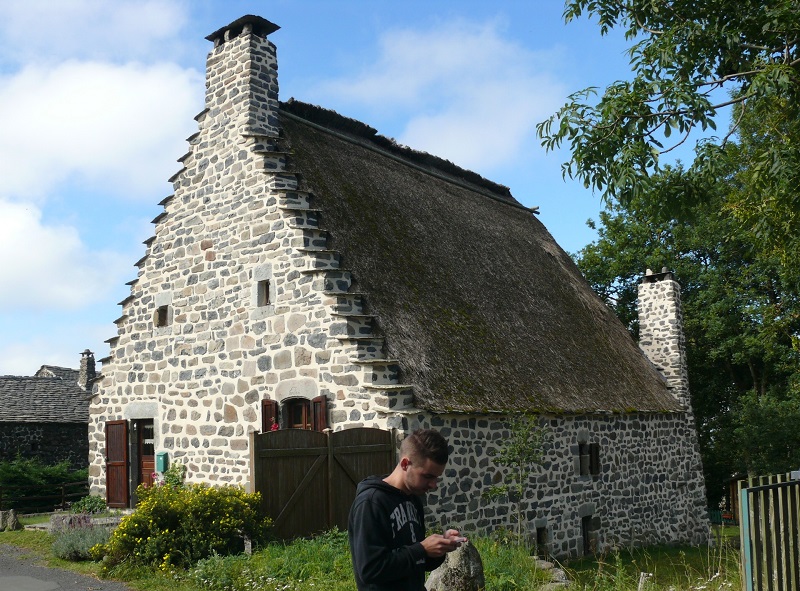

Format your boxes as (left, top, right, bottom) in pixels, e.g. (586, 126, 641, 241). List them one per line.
(0, 456, 88, 511)
(482, 414, 549, 543)
(98, 483, 271, 572)
(52, 525, 112, 561)
(70, 495, 107, 514)
(160, 462, 187, 488)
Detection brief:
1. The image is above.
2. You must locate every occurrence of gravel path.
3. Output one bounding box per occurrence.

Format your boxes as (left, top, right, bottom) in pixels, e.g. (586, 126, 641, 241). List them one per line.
(0, 544, 134, 591)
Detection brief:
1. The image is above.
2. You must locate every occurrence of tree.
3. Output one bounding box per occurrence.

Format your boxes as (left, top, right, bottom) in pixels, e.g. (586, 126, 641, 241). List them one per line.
(482, 414, 549, 544)
(574, 173, 800, 504)
(538, 1, 800, 252)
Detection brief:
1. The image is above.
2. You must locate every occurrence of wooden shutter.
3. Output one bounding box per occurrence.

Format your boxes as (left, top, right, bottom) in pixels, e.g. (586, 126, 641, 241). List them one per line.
(262, 399, 279, 432)
(311, 395, 328, 432)
(589, 442, 601, 475)
(105, 420, 129, 508)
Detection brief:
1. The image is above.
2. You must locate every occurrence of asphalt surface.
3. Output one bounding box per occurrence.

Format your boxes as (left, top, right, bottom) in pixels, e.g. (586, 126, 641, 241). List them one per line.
(0, 544, 133, 591)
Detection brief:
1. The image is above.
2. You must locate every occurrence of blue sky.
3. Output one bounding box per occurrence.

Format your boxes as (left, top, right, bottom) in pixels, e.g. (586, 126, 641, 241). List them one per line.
(0, 0, 639, 376)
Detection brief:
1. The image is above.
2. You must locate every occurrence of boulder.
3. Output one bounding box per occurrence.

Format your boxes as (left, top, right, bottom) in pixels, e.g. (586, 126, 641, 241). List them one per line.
(426, 541, 485, 591)
(4, 510, 22, 531)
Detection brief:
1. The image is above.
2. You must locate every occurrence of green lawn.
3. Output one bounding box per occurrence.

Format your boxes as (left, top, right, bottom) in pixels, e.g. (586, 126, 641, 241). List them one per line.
(0, 526, 742, 591)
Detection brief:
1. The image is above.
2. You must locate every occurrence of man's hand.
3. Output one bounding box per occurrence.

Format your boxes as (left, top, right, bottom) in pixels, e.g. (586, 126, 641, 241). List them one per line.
(421, 530, 466, 557)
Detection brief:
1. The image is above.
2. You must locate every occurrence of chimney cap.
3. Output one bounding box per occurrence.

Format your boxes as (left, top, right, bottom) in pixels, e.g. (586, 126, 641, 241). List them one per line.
(206, 15, 280, 44)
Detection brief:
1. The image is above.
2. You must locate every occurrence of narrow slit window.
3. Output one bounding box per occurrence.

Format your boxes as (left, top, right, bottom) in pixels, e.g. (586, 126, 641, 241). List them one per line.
(154, 305, 171, 327)
(257, 280, 271, 307)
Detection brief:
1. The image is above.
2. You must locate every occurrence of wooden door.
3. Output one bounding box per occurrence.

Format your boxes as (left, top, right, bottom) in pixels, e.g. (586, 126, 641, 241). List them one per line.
(137, 420, 155, 487)
(105, 420, 129, 508)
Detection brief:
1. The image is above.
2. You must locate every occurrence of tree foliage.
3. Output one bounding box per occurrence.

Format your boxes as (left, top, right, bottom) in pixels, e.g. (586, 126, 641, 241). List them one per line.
(538, 0, 800, 251)
(575, 173, 800, 504)
(542, 0, 800, 502)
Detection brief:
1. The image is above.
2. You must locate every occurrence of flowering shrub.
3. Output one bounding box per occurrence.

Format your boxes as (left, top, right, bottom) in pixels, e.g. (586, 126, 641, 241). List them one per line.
(96, 482, 271, 572)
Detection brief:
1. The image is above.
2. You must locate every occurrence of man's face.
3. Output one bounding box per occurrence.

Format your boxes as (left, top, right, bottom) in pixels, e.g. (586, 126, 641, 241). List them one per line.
(401, 457, 445, 495)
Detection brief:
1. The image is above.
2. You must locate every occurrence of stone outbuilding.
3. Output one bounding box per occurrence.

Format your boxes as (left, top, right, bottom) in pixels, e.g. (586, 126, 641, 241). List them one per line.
(0, 350, 95, 469)
(89, 15, 710, 558)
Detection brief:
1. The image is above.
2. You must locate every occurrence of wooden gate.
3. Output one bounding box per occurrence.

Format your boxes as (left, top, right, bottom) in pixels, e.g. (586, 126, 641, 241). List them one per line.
(739, 473, 800, 591)
(250, 427, 394, 539)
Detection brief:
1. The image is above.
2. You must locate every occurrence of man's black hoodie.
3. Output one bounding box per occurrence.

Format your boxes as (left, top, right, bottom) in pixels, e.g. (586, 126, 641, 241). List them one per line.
(348, 476, 445, 591)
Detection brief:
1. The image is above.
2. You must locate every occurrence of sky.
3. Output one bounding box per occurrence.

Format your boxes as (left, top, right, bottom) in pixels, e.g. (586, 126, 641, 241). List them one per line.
(0, 0, 640, 376)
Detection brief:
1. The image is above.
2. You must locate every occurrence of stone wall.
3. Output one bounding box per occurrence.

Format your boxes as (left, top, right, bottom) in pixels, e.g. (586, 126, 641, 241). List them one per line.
(0, 422, 88, 470)
(399, 412, 709, 559)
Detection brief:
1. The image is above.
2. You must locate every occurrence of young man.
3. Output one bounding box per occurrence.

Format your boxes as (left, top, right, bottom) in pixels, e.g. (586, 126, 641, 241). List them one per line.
(348, 428, 465, 591)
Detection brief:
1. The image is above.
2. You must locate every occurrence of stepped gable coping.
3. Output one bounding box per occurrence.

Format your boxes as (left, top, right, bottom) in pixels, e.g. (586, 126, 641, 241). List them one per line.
(205, 15, 280, 45)
(280, 99, 539, 214)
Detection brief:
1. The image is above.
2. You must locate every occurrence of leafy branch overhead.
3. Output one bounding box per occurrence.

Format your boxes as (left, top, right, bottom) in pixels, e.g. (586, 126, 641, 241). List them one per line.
(537, 0, 800, 220)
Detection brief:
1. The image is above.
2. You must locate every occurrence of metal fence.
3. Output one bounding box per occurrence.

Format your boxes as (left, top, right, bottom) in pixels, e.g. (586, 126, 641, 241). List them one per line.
(739, 473, 800, 591)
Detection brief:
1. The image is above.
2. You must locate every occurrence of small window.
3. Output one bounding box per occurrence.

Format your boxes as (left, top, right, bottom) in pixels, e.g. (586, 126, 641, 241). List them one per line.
(154, 305, 171, 327)
(257, 280, 271, 307)
(582, 515, 594, 555)
(262, 399, 278, 432)
(535, 526, 548, 559)
(578, 442, 601, 476)
(280, 396, 328, 431)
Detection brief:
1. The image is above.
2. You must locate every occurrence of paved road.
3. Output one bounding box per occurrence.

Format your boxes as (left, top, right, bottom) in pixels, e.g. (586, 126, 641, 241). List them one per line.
(0, 544, 133, 591)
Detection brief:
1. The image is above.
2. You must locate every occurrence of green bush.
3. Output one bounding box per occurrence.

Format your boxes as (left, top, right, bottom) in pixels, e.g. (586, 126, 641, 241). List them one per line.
(98, 483, 271, 572)
(52, 525, 113, 561)
(0, 456, 88, 511)
(70, 495, 107, 514)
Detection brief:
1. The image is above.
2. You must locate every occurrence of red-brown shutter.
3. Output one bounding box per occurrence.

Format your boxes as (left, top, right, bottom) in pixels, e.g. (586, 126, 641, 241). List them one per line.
(311, 395, 328, 432)
(262, 399, 278, 432)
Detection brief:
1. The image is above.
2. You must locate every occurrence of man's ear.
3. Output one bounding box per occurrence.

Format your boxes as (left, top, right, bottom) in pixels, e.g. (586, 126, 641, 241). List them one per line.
(399, 457, 411, 470)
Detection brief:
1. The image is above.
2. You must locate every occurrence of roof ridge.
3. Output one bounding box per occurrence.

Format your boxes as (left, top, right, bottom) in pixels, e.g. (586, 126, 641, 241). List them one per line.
(280, 99, 538, 214)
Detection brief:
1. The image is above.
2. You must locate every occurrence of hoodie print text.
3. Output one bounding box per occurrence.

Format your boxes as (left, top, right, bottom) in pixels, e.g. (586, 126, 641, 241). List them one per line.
(389, 500, 421, 543)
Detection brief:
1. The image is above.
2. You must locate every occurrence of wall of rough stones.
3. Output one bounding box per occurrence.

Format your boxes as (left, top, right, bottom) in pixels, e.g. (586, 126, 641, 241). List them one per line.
(0, 423, 88, 470)
(88, 18, 709, 558)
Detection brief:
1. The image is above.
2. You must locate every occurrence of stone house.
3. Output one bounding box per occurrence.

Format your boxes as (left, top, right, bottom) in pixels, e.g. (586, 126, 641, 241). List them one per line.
(1, 350, 95, 469)
(88, 15, 710, 558)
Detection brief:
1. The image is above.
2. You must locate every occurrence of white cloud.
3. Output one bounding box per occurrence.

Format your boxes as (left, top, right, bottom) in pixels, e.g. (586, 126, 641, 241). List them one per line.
(313, 18, 566, 172)
(0, 321, 113, 376)
(0, 200, 128, 310)
(0, 61, 203, 201)
(0, 0, 190, 66)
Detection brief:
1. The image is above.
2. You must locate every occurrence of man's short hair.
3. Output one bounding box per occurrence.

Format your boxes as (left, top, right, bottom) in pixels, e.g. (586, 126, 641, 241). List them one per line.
(401, 429, 449, 465)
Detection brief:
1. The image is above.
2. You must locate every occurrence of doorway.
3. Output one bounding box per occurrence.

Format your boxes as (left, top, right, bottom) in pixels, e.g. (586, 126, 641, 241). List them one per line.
(135, 419, 155, 488)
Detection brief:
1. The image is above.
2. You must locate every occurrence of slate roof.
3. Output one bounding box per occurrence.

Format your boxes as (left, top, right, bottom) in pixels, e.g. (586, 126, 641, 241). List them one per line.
(34, 365, 80, 382)
(0, 367, 89, 423)
(279, 100, 681, 415)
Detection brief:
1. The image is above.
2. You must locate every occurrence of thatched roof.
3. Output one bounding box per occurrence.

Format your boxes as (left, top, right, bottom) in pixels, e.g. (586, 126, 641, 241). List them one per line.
(279, 100, 681, 415)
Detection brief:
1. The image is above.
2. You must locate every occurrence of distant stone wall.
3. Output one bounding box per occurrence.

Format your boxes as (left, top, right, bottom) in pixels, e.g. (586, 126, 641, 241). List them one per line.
(0, 422, 88, 470)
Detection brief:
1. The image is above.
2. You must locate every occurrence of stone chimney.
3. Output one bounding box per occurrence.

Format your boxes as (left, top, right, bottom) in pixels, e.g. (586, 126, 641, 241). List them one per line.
(637, 268, 692, 410)
(78, 349, 96, 391)
(203, 15, 281, 138)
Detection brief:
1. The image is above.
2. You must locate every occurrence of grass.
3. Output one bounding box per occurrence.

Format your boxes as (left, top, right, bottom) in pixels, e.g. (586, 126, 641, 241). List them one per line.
(563, 527, 741, 591)
(0, 526, 743, 591)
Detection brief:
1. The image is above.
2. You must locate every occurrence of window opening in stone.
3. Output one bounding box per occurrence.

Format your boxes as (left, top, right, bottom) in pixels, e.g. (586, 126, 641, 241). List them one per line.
(589, 442, 601, 475)
(257, 280, 271, 307)
(581, 515, 594, 556)
(154, 305, 170, 327)
(578, 443, 589, 476)
(535, 526, 548, 559)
